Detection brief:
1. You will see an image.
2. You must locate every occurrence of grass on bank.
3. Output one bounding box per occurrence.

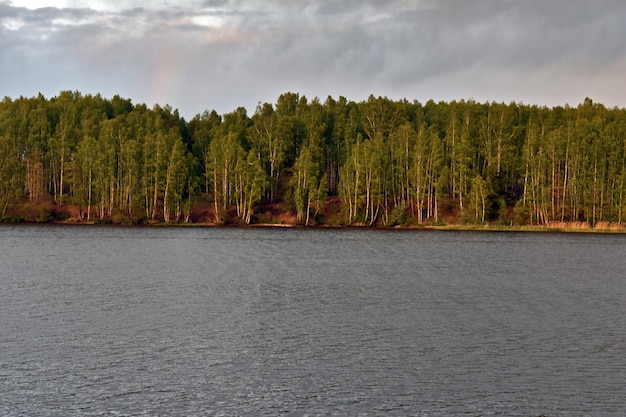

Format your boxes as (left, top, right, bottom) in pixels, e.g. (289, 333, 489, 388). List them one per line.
(3, 198, 626, 233)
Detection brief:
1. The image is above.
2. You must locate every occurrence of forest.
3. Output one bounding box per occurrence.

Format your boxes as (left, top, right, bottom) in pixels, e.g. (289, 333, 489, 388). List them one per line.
(1, 91, 626, 228)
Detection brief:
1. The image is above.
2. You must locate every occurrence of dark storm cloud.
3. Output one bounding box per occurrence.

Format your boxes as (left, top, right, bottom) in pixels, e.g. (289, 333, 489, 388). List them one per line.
(2, 0, 626, 117)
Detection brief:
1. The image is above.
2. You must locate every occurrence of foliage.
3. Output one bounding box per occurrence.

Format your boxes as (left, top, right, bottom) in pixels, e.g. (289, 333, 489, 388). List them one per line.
(2, 92, 626, 226)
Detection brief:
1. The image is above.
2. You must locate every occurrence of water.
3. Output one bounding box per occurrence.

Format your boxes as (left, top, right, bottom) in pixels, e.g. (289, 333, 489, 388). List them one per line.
(1, 225, 625, 416)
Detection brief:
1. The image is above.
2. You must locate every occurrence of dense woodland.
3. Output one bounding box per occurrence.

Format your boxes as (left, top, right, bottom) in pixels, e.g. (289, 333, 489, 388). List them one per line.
(2, 91, 626, 227)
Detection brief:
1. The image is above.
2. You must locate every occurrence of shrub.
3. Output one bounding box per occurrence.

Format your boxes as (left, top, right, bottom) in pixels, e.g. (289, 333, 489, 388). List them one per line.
(389, 202, 408, 226)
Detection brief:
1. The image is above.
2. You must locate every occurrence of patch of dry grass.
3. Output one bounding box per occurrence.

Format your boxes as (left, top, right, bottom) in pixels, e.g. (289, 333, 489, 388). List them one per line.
(593, 221, 625, 231)
(547, 221, 590, 230)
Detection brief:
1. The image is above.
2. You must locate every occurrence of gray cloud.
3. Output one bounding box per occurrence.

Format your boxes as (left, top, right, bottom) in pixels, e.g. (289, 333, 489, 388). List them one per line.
(2, 0, 626, 118)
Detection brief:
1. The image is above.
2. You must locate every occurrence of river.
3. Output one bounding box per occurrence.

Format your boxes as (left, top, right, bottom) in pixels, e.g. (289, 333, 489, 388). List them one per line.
(1, 225, 625, 416)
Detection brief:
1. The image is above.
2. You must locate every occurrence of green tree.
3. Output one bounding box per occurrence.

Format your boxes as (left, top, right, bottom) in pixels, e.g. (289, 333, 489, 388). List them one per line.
(207, 132, 241, 222)
(234, 150, 267, 224)
(0, 135, 24, 216)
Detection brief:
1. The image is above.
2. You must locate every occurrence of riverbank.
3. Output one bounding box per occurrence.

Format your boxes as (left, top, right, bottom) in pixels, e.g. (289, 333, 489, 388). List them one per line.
(3, 198, 626, 233)
(6, 218, 626, 234)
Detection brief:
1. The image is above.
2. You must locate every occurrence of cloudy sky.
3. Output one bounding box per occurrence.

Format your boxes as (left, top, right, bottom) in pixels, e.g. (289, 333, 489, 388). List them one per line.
(2, 0, 625, 118)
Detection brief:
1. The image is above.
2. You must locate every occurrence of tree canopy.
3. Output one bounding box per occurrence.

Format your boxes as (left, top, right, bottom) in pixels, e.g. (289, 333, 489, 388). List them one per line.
(2, 91, 626, 227)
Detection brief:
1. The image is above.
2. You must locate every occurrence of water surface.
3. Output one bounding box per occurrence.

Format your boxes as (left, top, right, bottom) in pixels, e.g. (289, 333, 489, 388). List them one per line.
(1, 225, 625, 416)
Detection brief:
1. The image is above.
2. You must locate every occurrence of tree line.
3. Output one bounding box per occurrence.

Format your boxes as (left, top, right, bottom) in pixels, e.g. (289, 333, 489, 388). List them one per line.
(1, 91, 626, 226)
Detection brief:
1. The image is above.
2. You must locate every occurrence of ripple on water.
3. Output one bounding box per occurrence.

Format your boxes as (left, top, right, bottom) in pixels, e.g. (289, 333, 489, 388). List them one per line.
(1, 225, 625, 416)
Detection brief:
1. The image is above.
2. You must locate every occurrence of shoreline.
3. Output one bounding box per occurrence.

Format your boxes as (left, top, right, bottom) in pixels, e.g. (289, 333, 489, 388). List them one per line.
(4, 219, 626, 234)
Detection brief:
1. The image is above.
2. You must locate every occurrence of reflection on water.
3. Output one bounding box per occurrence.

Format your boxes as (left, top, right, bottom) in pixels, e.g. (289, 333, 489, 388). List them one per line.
(1, 225, 625, 416)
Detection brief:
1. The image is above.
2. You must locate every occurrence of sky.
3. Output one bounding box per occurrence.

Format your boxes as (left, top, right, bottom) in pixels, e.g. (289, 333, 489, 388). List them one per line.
(2, 0, 626, 119)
